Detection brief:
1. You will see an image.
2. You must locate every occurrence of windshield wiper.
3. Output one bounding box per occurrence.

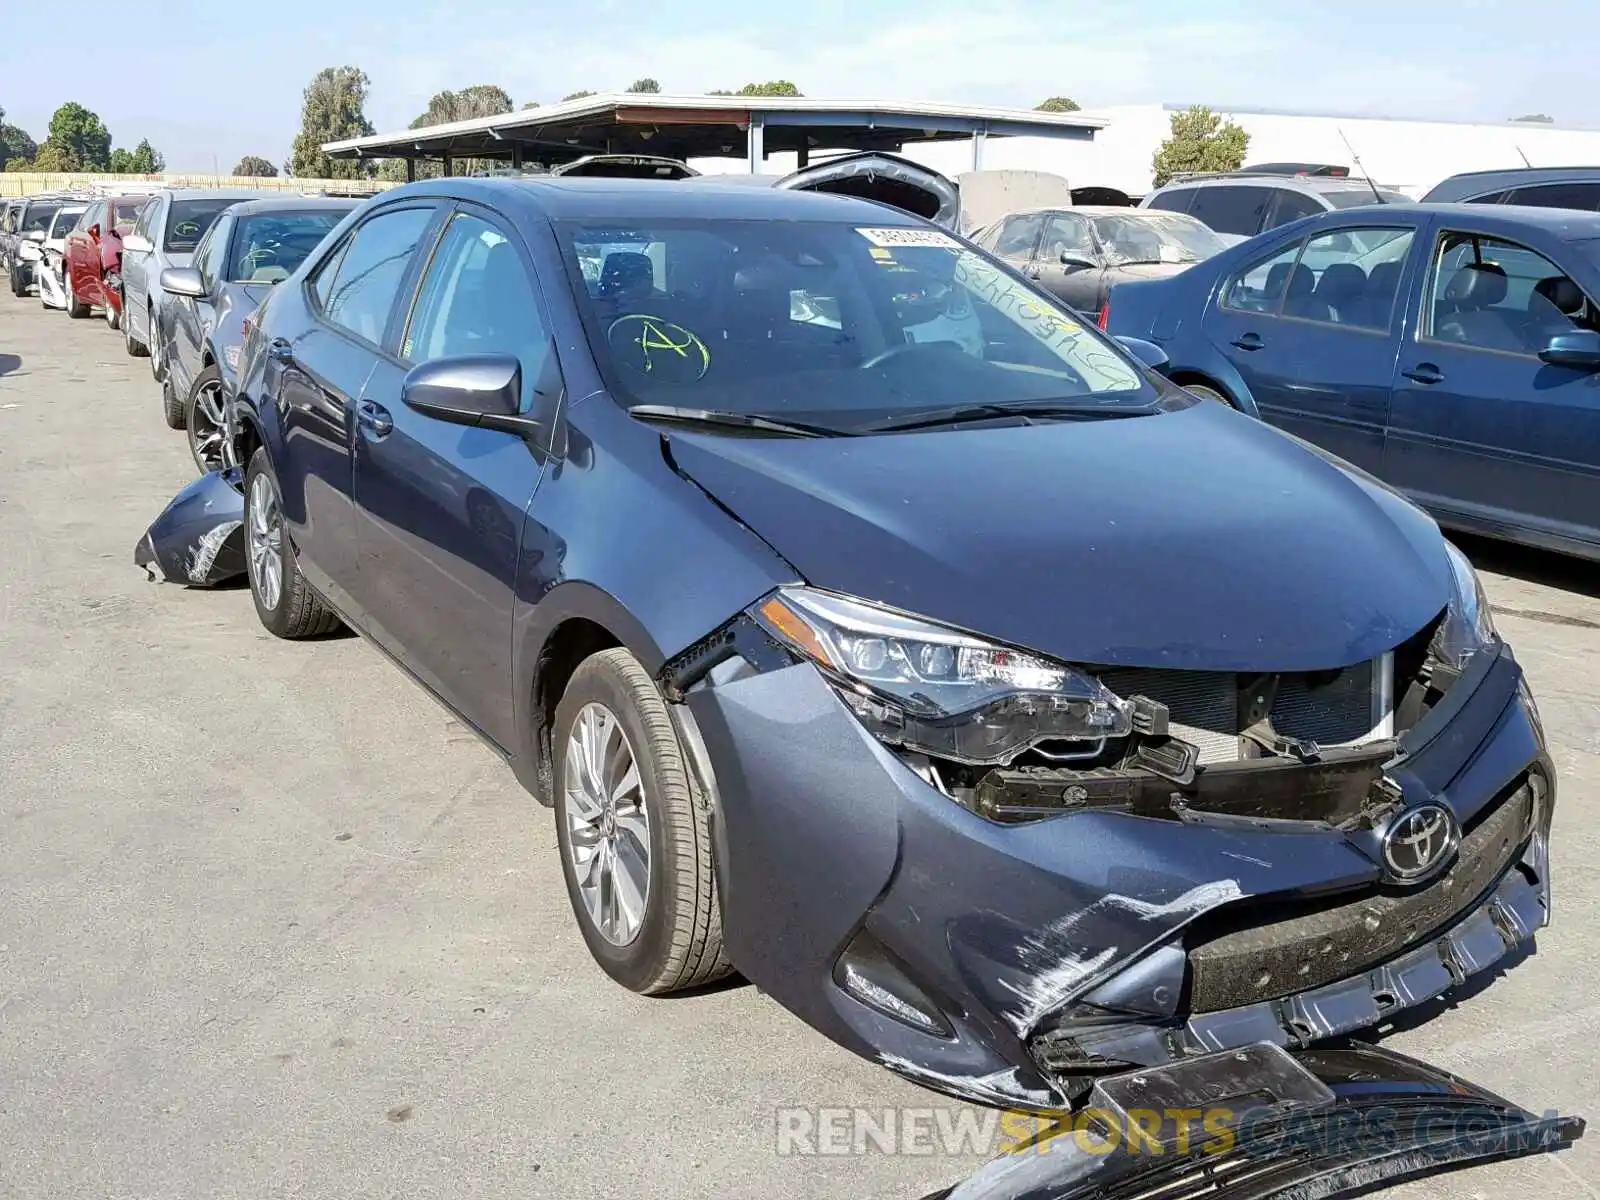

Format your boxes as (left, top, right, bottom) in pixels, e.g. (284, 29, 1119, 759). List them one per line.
(627, 404, 847, 439)
(859, 400, 1152, 434)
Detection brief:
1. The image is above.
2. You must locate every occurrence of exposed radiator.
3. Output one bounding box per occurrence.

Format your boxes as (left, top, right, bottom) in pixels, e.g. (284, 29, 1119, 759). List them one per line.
(1098, 655, 1394, 765)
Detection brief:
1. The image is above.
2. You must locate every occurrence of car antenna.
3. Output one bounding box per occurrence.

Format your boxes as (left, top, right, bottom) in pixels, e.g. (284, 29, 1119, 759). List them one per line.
(1337, 128, 1386, 203)
(1516, 144, 1534, 167)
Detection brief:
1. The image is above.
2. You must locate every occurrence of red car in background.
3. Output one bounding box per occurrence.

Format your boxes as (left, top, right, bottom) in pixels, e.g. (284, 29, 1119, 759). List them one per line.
(62, 195, 150, 328)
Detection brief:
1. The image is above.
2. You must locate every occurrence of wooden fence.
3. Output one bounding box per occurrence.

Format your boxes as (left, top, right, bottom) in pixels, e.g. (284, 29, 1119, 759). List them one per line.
(0, 173, 398, 198)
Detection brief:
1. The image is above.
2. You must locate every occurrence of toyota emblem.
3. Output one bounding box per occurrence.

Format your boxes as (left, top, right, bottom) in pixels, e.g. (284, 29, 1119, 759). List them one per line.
(1381, 802, 1460, 884)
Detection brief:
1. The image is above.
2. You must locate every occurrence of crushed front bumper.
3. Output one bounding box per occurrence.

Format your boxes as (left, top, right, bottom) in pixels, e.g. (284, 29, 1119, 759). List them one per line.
(929, 1041, 1583, 1200)
(134, 468, 247, 587)
(687, 638, 1552, 1110)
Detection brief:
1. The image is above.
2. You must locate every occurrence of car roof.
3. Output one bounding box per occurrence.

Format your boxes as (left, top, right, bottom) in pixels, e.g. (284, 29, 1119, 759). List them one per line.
(377, 176, 927, 224)
(1276, 201, 1600, 241)
(225, 197, 363, 217)
(158, 188, 285, 202)
(1007, 205, 1203, 218)
(1154, 176, 1391, 197)
(1422, 166, 1600, 202)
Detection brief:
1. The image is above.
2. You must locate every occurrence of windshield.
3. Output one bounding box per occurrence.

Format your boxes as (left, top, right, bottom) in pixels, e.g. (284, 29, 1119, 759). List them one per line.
(228, 210, 347, 282)
(1091, 212, 1229, 266)
(21, 203, 61, 234)
(165, 199, 237, 253)
(112, 199, 147, 234)
(556, 218, 1148, 429)
(49, 207, 87, 238)
(1324, 189, 1412, 209)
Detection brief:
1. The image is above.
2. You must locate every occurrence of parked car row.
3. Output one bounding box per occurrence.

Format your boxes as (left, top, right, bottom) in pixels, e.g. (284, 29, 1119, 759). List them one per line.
(117, 156, 1568, 1193)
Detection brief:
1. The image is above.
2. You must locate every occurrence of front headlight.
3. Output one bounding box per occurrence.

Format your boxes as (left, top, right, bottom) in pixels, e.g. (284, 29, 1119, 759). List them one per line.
(751, 586, 1132, 764)
(1433, 541, 1496, 671)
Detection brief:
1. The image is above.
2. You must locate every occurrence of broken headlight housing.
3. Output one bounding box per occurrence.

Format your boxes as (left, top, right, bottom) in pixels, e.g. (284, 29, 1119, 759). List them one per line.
(1433, 541, 1496, 672)
(752, 587, 1132, 765)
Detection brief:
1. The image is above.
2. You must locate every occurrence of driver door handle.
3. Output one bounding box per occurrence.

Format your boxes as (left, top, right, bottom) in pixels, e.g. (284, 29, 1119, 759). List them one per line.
(356, 399, 393, 438)
(1231, 332, 1264, 351)
(1402, 363, 1445, 385)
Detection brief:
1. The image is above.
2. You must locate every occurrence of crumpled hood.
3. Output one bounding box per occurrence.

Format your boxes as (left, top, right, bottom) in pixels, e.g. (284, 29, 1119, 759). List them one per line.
(667, 403, 1453, 671)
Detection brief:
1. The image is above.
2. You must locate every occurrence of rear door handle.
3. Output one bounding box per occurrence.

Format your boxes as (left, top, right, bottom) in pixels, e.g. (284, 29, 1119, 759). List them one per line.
(1402, 363, 1444, 385)
(1231, 332, 1264, 351)
(356, 399, 393, 438)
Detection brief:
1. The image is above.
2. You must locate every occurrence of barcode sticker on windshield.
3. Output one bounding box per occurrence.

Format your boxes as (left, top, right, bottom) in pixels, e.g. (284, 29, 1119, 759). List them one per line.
(857, 227, 959, 249)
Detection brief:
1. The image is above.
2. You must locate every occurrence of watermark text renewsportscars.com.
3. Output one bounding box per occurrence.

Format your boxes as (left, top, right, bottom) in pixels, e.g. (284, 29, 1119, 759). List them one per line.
(774, 1104, 1570, 1159)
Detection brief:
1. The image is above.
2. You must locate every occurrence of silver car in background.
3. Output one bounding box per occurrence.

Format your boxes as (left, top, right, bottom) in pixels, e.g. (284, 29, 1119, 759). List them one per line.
(35, 201, 90, 310)
(119, 188, 278, 377)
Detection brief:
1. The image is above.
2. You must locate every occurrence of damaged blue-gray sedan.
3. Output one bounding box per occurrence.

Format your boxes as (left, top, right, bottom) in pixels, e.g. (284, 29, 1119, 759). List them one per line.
(139, 176, 1557, 1120)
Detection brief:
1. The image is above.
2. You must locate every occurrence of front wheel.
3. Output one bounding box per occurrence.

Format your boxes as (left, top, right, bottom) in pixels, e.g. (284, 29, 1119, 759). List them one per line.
(149, 308, 164, 380)
(244, 448, 342, 639)
(161, 374, 186, 430)
(104, 291, 121, 331)
(553, 649, 732, 995)
(185, 366, 227, 473)
(65, 270, 89, 318)
(8, 266, 26, 298)
(124, 304, 148, 356)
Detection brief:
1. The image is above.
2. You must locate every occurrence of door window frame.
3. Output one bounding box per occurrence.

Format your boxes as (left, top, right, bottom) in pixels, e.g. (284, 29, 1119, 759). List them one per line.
(1219, 222, 1421, 338)
(1418, 226, 1595, 362)
(307, 200, 449, 360)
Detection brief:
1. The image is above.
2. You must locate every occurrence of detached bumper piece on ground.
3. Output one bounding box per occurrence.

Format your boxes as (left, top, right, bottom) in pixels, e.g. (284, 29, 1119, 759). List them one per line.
(134, 468, 246, 587)
(929, 1041, 1583, 1200)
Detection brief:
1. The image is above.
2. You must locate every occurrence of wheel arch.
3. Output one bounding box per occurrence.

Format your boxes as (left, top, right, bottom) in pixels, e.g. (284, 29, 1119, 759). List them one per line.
(1166, 363, 1261, 418)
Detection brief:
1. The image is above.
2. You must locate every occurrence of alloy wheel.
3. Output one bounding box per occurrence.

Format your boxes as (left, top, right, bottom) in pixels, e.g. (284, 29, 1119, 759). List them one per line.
(246, 473, 283, 612)
(189, 381, 227, 473)
(563, 702, 652, 946)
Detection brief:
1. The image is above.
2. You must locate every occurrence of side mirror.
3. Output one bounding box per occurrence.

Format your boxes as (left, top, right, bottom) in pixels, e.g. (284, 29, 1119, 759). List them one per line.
(1059, 249, 1098, 269)
(25, 230, 45, 243)
(402, 354, 544, 438)
(1538, 328, 1600, 371)
(1115, 334, 1171, 375)
(122, 233, 152, 253)
(160, 267, 206, 298)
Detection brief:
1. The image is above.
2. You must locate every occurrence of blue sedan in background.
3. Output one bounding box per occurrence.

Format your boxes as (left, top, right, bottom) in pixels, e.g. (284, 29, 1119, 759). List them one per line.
(1104, 203, 1600, 561)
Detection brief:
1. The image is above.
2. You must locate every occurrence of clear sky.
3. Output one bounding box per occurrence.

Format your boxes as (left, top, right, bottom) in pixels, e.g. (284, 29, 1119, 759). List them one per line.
(0, 0, 1594, 173)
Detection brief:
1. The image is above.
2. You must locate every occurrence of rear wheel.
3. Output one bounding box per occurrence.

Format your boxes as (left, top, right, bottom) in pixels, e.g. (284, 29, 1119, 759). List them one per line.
(65, 269, 89, 318)
(244, 448, 342, 639)
(185, 366, 227, 473)
(1183, 383, 1234, 408)
(553, 648, 732, 995)
(149, 307, 164, 380)
(123, 304, 147, 356)
(104, 290, 121, 330)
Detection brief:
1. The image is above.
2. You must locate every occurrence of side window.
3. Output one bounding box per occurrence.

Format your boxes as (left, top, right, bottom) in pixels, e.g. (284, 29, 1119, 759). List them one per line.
(1465, 190, 1511, 206)
(1223, 240, 1305, 314)
(310, 237, 351, 311)
(1040, 213, 1096, 263)
(1284, 228, 1415, 328)
(1424, 232, 1596, 356)
(1187, 186, 1272, 237)
(321, 206, 437, 346)
(972, 222, 1002, 252)
(1145, 188, 1196, 215)
(195, 220, 227, 292)
(1265, 190, 1323, 230)
(993, 214, 1045, 261)
(401, 212, 551, 411)
(1503, 182, 1600, 212)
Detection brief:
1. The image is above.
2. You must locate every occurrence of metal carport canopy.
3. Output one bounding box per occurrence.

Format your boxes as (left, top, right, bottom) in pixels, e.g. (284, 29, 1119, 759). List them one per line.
(320, 92, 1105, 174)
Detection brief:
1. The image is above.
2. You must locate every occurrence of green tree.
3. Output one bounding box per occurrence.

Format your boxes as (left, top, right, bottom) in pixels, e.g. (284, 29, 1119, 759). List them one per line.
(0, 107, 37, 165)
(626, 78, 661, 93)
(5, 157, 33, 173)
(1034, 96, 1080, 113)
(31, 142, 78, 172)
(233, 155, 279, 177)
(522, 100, 540, 109)
(45, 101, 112, 170)
(1150, 105, 1249, 187)
(399, 83, 516, 180)
(562, 89, 596, 101)
(289, 65, 376, 180)
(721, 80, 802, 97)
(108, 138, 164, 173)
(1511, 113, 1554, 123)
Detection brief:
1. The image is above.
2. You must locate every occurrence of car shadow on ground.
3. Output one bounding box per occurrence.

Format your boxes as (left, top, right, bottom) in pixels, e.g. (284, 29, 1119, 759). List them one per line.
(0, 353, 21, 377)
(1456, 533, 1600, 605)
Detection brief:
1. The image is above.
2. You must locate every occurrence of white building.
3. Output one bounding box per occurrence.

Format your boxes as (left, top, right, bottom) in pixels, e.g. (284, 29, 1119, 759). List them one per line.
(743, 104, 1600, 200)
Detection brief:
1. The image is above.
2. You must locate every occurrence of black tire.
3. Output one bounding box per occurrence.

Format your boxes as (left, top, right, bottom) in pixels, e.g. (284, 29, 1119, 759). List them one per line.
(149, 308, 164, 380)
(185, 365, 227, 473)
(244, 448, 342, 639)
(1183, 383, 1235, 408)
(105, 294, 121, 331)
(161, 374, 186, 430)
(553, 648, 732, 995)
(124, 304, 147, 355)
(9, 265, 26, 298)
(65, 270, 89, 318)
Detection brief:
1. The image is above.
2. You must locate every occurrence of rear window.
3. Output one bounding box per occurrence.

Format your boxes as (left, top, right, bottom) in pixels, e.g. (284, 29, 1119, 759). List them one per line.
(164, 199, 238, 252)
(20, 203, 61, 234)
(1145, 188, 1196, 215)
(1186, 186, 1273, 237)
(1503, 182, 1600, 212)
(49, 207, 87, 237)
(112, 199, 147, 233)
(228, 210, 349, 282)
